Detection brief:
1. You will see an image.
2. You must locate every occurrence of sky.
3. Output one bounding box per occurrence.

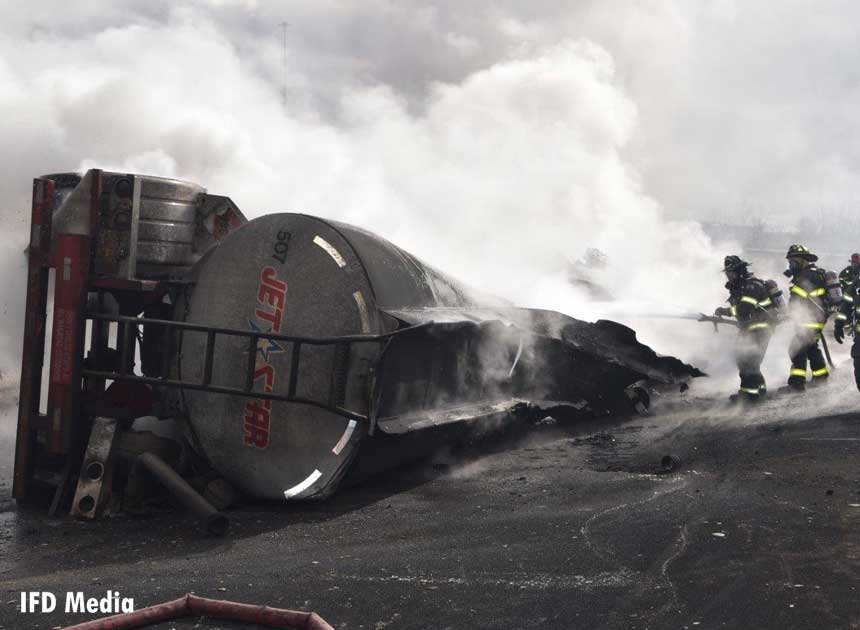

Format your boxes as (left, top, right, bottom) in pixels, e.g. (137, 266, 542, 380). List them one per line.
(2, 0, 859, 378)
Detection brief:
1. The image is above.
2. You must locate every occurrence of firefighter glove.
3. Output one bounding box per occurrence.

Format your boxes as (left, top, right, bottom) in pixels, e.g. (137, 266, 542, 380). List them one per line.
(714, 307, 731, 317)
(834, 323, 845, 344)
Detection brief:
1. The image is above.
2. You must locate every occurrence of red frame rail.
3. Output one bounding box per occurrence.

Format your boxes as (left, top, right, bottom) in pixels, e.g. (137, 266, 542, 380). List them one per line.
(13, 178, 55, 499)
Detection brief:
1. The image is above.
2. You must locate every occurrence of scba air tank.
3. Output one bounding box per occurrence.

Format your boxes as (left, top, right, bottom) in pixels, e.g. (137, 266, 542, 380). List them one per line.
(765, 279, 786, 312)
(825, 271, 843, 307)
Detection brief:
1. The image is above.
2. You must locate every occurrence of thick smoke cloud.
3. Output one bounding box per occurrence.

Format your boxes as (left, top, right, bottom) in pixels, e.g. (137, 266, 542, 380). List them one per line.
(2, 1, 855, 386)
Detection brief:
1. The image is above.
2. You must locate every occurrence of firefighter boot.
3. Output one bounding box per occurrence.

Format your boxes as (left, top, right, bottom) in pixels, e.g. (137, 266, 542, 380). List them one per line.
(755, 374, 767, 399)
(808, 342, 829, 387)
(786, 368, 806, 392)
(786, 339, 812, 392)
(734, 373, 764, 403)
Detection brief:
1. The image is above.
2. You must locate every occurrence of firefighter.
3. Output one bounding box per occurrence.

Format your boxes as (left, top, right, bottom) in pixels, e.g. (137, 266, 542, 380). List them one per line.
(713, 255, 775, 402)
(838, 252, 860, 287)
(783, 244, 832, 391)
(833, 253, 860, 390)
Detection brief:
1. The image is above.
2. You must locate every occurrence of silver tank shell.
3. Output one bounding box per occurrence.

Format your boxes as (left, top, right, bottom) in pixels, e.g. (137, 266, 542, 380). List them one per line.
(178, 212, 702, 501)
(179, 213, 389, 500)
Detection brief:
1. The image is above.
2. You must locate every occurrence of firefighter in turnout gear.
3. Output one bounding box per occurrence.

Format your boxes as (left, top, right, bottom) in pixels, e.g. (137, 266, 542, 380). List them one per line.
(713, 255, 776, 401)
(784, 245, 835, 391)
(838, 253, 860, 289)
(834, 253, 860, 390)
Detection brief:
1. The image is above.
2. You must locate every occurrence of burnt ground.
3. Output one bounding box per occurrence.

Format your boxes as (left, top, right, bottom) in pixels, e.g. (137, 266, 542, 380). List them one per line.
(0, 374, 858, 630)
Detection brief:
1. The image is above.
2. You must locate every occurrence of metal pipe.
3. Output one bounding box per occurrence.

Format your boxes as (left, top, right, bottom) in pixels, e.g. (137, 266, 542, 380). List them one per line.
(81, 370, 372, 422)
(288, 342, 301, 396)
(60, 593, 334, 630)
(245, 334, 257, 391)
(137, 452, 228, 536)
(202, 330, 215, 385)
(87, 312, 431, 344)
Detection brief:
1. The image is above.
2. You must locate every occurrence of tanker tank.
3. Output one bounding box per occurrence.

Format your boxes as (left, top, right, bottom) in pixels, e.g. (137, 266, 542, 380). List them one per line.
(177, 213, 702, 502)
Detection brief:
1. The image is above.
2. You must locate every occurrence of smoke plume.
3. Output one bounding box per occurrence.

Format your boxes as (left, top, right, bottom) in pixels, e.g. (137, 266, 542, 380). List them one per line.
(3, 1, 857, 395)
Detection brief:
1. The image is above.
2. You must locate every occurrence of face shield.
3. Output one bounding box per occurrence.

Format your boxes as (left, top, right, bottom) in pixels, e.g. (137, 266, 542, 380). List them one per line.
(785, 257, 805, 276)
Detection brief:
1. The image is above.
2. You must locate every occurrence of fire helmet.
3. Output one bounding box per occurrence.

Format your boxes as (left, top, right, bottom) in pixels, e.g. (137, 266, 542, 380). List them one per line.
(785, 244, 818, 262)
(723, 255, 750, 273)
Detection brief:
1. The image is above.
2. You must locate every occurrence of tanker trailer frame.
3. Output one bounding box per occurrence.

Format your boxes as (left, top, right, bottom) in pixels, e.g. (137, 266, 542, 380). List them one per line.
(10, 169, 500, 517)
(12, 169, 257, 517)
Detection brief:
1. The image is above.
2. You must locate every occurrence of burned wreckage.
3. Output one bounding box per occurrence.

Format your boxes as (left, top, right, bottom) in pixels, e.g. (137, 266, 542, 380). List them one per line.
(13, 169, 700, 529)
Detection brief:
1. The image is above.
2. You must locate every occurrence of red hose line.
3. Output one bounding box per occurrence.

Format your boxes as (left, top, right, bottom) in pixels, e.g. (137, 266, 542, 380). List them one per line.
(60, 593, 334, 630)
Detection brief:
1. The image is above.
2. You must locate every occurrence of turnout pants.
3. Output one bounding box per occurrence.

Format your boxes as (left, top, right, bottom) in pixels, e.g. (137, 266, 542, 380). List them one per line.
(852, 335, 860, 392)
(788, 328, 828, 389)
(735, 328, 772, 399)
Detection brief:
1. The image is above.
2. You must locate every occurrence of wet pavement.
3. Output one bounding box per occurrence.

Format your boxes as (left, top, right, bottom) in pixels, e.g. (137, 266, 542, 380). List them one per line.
(0, 373, 858, 629)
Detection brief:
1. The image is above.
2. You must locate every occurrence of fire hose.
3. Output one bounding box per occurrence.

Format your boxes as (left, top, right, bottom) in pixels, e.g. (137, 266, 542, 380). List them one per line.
(639, 312, 836, 369)
(698, 311, 835, 369)
(60, 593, 334, 630)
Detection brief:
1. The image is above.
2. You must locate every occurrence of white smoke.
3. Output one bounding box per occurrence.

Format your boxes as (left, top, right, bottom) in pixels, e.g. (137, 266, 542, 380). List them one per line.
(9, 1, 855, 394)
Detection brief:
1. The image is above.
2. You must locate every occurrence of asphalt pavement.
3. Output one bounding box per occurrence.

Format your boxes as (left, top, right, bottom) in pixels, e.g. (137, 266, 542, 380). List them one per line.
(0, 370, 858, 630)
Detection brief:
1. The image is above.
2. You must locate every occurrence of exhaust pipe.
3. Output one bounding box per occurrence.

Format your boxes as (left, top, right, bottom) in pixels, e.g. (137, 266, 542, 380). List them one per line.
(137, 452, 228, 536)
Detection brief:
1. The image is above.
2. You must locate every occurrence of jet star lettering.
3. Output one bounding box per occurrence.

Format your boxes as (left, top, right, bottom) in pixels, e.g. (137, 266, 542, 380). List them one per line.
(243, 266, 287, 448)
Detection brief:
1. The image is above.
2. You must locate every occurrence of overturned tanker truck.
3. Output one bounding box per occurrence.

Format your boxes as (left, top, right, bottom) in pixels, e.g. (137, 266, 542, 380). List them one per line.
(13, 169, 701, 524)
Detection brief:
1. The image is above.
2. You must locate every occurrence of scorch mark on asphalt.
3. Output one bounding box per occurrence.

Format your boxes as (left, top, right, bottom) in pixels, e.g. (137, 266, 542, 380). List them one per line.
(660, 523, 689, 613)
(579, 477, 690, 616)
(579, 477, 688, 565)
